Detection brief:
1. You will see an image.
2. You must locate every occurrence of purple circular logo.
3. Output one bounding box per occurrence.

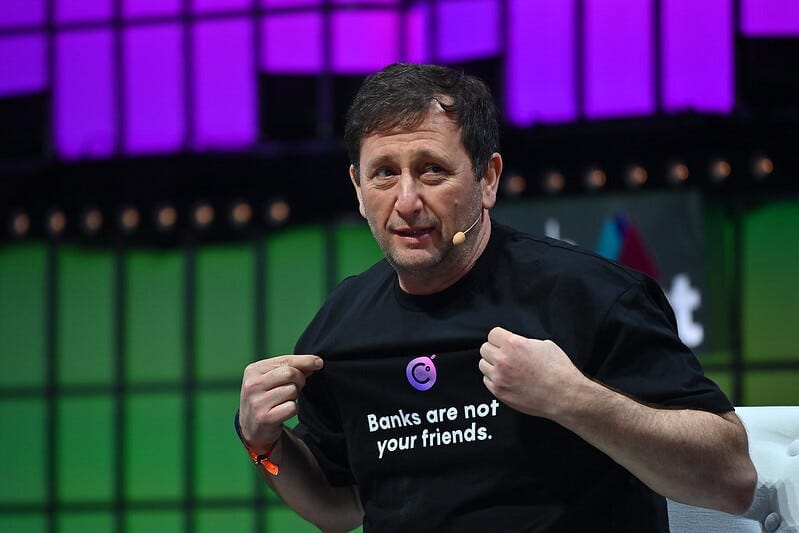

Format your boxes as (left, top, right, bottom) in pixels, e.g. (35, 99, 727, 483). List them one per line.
(406, 355, 437, 391)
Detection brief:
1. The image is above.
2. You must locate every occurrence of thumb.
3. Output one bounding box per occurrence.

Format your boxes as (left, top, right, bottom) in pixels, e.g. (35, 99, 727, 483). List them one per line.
(273, 354, 324, 376)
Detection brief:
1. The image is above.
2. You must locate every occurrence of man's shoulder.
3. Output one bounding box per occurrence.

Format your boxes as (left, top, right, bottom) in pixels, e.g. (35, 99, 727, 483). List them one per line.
(295, 258, 394, 353)
(327, 257, 394, 302)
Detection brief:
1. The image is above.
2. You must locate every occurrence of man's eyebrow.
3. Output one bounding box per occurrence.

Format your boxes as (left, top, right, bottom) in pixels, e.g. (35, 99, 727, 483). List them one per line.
(361, 148, 453, 173)
(361, 154, 394, 172)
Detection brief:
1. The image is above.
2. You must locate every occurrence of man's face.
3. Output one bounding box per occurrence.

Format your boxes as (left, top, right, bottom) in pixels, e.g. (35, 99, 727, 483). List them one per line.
(350, 105, 498, 287)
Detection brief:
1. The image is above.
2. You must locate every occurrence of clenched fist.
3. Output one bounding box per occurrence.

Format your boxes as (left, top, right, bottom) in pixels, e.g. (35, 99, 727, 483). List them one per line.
(239, 354, 323, 453)
(478, 327, 587, 420)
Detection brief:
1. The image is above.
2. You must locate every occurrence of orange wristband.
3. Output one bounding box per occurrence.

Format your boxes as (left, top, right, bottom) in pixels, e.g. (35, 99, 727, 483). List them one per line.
(234, 410, 280, 476)
(245, 440, 279, 476)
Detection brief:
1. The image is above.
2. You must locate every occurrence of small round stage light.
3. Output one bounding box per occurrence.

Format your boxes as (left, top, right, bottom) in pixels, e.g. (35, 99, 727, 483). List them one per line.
(119, 207, 140, 234)
(752, 156, 774, 180)
(584, 168, 607, 191)
(9, 210, 30, 238)
(503, 173, 527, 197)
(668, 163, 690, 185)
(192, 203, 215, 229)
(542, 171, 565, 194)
(82, 208, 103, 235)
(230, 201, 253, 227)
(626, 165, 648, 188)
(155, 205, 178, 231)
(266, 199, 290, 226)
(46, 209, 67, 237)
(709, 159, 731, 183)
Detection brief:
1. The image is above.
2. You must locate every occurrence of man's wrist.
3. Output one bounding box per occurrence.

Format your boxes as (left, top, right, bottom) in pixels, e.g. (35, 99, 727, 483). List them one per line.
(234, 410, 281, 475)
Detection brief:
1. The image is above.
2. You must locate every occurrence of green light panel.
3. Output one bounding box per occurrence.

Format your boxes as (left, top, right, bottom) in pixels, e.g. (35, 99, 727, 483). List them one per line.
(699, 202, 734, 365)
(265, 507, 329, 533)
(704, 371, 733, 401)
(57, 397, 114, 502)
(125, 510, 183, 533)
(265, 227, 326, 356)
(124, 393, 184, 501)
(0, 515, 46, 533)
(0, 243, 46, 387)
(333, 222, 383, 284)
(125, 250, 184, 382)
(1, 197, 797, 530)
(195, 390, 253, 499)
(58, 512, 114, 533)
(195, 244, 255, 381)
(57, 246, 114, 385)
(196, 509, 254, 533)
(743, 201, 799, 362)
(744, 371, 799, 405)
(0, 399, 45, 504)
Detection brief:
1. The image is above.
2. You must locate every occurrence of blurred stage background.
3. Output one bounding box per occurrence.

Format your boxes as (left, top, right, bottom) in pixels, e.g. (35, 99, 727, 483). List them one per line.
(1, 0, 798, 531)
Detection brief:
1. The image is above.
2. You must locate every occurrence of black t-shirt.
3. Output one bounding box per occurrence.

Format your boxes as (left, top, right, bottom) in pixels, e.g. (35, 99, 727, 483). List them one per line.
(294, 222, 732, 532)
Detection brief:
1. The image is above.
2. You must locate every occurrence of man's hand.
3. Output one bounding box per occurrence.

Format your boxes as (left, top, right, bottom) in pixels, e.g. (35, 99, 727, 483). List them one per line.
(478, 326, 586, 420)
(479, 326, 756, 514)
(239, 354, 323, 452)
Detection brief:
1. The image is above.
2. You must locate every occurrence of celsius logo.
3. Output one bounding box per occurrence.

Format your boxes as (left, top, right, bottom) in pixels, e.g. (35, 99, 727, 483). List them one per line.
(406, 355, 437, 391)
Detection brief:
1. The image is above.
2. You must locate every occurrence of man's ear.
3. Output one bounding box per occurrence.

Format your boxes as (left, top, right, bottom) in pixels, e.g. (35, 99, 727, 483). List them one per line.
(481, 153, 503, 209)
(349, 164, 366, 218)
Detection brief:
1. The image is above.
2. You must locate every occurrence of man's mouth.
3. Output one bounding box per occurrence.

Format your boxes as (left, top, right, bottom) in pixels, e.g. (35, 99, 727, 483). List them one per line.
(395, 227, 433, 237)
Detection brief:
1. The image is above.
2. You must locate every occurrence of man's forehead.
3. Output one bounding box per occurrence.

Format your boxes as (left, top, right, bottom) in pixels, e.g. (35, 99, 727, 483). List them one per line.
(363, 103, 458, 140)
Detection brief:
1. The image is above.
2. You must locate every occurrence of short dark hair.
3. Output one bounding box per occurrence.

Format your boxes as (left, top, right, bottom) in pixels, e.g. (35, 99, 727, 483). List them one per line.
(344, 63, 500, 182)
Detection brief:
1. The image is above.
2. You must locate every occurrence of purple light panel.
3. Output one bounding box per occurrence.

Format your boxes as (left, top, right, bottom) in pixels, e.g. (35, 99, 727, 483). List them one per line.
(506, 0, 577, 126)
(332, 10, 400, 74)
(55, 30, 117, 159)
(333, 0, 399, 4)
(584, 0, 654, 119)
(741, 0, 799, 36)
(123, 24, 185, 155)
(262, 13, 322, 73)
(436, 0, 499, 62)
(193, 0, 252, 14)
(406, 2, 430, 63)
(192, 19, 256, 150)
(123, 0, 181, 19)
(0, 35, 46, 97)
(663, 0, 732, 114)
(56, 0, 113, 24)
(6, 0, 743, 160)
(0, 0, 45, 27)
(262, 0, 320, 6)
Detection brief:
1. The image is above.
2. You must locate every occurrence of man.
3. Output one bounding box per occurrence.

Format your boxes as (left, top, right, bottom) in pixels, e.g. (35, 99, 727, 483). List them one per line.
(237, 63, 756, 532)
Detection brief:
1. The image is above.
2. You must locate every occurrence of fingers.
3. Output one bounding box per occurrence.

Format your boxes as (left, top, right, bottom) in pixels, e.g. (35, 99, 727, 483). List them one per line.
(479, 340, 499, 365)
(242, 355, 323, 402)
(239, 354, 324, 446)
(247, 354, 323, 377)
(487, 326, 514, 347)
(248, 385, 301, 427)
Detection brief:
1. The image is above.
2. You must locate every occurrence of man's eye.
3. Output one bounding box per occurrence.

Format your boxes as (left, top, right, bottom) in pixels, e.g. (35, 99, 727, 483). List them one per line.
(375, 168, 396, 179)
(424, 165, 444, 174)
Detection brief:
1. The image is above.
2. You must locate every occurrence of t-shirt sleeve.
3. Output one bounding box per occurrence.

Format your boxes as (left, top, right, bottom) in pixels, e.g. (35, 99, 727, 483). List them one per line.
(591, 276, 733, 413)
(294, 370, 357, 487)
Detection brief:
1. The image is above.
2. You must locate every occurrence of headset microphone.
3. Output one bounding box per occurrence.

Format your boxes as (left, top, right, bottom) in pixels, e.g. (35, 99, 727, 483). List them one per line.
(452, 213, 482, 245)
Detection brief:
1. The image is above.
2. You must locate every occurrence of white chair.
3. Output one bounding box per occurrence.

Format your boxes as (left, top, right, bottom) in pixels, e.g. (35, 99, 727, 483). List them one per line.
(668, 406, 799, 533)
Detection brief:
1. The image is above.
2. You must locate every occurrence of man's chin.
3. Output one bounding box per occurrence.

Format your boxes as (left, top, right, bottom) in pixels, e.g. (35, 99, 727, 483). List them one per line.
(386, 249, 444, 273)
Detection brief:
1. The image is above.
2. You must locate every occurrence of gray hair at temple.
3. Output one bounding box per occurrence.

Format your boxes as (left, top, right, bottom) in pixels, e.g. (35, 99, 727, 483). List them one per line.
(344, 63, 500, 183)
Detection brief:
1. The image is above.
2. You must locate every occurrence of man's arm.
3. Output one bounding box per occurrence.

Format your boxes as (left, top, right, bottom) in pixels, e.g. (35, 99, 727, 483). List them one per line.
(239, 355, 364, 532)
(479, 327, 757, 515)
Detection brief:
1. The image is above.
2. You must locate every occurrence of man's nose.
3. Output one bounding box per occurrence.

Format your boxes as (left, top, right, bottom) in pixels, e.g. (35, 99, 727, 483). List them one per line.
(395, 175, 423, 216)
